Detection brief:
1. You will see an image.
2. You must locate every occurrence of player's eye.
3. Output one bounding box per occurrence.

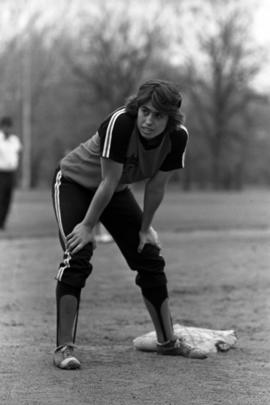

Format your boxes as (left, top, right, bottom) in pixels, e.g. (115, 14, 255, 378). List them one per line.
(155, 112, 165, 119)
(141, 107, 149, 115)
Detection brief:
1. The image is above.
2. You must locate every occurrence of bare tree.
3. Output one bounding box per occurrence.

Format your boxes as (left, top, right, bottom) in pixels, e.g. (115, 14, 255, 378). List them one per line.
(185, 1, 264, 189)
(61, 3, 169, 114)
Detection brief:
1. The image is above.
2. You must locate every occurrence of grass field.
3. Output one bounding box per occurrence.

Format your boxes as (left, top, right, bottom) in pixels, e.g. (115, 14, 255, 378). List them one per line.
(1, 188, 270, 404)
(2, 187, 270, 238)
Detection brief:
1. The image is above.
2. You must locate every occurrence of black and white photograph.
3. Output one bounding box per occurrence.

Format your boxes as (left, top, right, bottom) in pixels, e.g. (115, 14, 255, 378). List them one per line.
(0, 0, 270, 403)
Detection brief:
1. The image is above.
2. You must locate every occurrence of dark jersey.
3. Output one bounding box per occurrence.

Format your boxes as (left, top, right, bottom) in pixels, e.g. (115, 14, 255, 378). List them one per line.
(60, 107, 188, 190)
(99, 107, 188, 171)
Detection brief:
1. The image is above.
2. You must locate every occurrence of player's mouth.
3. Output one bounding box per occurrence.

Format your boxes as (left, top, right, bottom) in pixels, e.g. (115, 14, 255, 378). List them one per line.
(141, 126, 153, 135)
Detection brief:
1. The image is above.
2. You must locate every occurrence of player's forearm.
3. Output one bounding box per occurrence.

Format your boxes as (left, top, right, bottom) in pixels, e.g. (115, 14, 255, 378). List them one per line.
(141, 184, 165, 232)
(81, 179, 117, 229)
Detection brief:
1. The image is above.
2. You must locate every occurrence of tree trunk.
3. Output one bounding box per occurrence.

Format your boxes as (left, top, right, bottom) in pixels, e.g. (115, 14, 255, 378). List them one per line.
(21, 42, 32, 190)
(212, 133, 222, 190)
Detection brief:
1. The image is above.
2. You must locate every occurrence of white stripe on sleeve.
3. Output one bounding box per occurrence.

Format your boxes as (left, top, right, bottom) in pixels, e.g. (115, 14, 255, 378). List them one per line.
(102, 108, 126, 158)
(179, 124, 189, 168)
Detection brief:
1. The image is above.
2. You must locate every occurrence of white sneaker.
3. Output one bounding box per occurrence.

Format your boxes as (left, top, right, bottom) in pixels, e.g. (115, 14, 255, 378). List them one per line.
(53, 344, 81, 369)
(157, 338, 207, 359)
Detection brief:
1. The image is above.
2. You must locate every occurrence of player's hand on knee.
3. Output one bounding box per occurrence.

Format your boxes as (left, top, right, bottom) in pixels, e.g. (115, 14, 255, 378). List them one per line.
(138, 226, 161, 253)
(66, 223, 96, 254)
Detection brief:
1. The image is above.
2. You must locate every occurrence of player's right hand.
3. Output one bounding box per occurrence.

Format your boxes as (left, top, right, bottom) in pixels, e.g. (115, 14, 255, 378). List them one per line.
(66, 222, 96, 254)
(137, 226, 161, 253)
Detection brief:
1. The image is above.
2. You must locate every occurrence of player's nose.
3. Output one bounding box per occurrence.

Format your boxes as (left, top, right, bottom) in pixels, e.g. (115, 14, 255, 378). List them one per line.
(145, 114, 153, 125)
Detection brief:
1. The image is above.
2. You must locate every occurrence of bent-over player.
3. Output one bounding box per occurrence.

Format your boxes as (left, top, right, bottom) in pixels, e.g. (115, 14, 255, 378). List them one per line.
(52, 79, 207, 369)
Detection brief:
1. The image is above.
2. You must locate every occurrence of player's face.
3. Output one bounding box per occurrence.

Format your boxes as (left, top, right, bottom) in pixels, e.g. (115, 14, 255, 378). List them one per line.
(2, 125, 11, 136)
(137, 102, 168, 139)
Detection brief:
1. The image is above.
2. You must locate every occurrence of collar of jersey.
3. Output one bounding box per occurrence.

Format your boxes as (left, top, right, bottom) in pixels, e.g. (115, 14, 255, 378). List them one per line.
(138, 131, 166, 150)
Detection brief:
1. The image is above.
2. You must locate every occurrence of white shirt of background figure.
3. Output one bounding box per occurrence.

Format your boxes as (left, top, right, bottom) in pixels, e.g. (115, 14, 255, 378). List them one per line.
(0, 130, 21, 171)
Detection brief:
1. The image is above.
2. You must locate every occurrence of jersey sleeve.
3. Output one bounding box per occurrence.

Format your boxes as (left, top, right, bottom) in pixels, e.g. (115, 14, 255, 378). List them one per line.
(98, 108, 134, 163)
(159, 126, 189, 171)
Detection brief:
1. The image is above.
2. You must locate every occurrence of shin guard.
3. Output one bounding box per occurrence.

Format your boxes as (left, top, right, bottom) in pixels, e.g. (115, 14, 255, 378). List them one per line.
(141, 285, 174, 343)
(56, 281, 81, 346)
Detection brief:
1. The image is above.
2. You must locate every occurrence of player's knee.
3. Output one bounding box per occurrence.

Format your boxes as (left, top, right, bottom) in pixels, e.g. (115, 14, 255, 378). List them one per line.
(127, 243, 166, 288)
(57, 262, 93, 288)
(57, 243, 93, 288)
(129, 243, 165, 269)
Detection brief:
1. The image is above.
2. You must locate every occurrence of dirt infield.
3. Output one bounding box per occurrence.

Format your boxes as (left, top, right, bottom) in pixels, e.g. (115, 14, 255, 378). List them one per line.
(1, 189, 270, 404)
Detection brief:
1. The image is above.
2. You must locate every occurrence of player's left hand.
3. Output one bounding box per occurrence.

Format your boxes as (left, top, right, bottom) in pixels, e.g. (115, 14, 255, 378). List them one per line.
(138, 226, 161, 253)
(66, 222, 96, 255)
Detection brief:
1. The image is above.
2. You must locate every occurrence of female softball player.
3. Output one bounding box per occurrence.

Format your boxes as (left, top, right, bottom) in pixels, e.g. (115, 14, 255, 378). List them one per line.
(52, 79, 207, 369)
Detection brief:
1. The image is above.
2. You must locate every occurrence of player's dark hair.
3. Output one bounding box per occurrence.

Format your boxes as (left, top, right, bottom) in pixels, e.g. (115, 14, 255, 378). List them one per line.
(125, 79, 184, 132)
(0, 116, 13, 127)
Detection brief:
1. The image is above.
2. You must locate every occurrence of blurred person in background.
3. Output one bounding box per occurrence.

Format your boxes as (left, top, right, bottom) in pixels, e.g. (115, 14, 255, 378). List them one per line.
(0, 116, 21, 230)
(52, 79, 207, 370)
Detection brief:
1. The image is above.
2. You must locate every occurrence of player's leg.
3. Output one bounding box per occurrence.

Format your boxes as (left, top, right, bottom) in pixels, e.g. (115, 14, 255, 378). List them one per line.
(100, 189, 175, 342)
(52, 169, 95, 368)
(101, 188, 207, 358)
(0, 172, 13, 229)
(0, 173, 7, 228)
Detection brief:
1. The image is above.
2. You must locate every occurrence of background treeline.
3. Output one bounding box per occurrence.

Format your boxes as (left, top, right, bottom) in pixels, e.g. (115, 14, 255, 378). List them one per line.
(0, 0, 269, 189)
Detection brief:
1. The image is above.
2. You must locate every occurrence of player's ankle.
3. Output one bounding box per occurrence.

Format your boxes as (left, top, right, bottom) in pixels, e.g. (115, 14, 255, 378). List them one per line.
(57, 340, 74, 348)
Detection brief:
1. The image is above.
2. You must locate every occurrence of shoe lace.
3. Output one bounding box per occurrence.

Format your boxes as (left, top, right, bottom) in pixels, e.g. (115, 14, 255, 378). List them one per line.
(61, 345, 74, 358)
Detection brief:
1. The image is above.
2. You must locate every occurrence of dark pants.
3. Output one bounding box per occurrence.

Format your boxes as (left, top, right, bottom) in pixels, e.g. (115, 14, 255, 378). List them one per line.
(52, 169, 167, 289)
(0, 171, 15, 228)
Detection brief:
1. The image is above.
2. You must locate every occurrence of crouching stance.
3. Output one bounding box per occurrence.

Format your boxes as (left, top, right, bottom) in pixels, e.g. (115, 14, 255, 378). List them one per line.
(52, 80, 207, 369)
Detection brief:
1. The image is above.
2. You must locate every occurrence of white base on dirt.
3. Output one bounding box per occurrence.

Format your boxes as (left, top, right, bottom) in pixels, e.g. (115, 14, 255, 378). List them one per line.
(133, 324, 237, 354)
